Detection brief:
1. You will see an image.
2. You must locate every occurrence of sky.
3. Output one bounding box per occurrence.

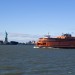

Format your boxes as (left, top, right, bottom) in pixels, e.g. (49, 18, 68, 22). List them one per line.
(0, 0, 75, 42)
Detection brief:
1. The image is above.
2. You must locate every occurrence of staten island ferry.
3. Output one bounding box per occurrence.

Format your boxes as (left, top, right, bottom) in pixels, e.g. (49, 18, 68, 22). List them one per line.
(34, 33, 75, 49)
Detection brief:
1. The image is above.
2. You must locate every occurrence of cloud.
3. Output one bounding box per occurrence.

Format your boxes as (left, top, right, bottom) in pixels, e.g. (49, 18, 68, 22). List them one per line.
(0, 32, 43, 42)
(8, 33, 42, 38)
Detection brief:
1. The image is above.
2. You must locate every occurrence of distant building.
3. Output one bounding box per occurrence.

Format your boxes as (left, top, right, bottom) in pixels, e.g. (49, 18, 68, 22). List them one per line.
(32, 41, 35, 44)
(25, 41, 35, 45)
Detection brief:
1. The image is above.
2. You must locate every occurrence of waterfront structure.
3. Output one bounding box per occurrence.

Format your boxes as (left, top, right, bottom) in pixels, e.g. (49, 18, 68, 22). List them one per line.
(35, 33, 75, 48)
(0, 40, 3, 44)
(10, 41, 18, 45)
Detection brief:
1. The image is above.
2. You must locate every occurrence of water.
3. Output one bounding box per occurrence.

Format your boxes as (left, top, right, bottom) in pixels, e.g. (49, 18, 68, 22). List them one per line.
(0, 45, 75, 75)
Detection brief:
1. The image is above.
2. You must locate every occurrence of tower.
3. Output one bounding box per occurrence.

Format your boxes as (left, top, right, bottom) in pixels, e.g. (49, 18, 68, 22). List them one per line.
(5, 31, 8, 44)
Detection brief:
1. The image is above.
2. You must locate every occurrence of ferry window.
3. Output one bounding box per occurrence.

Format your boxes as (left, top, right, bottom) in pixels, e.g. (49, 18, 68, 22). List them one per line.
(43, 43, 46, 45)
(37, 43, 40, 45)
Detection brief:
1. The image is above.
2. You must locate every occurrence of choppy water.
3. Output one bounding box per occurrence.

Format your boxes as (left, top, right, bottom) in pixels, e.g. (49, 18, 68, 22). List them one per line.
(0, 45, 75, 75)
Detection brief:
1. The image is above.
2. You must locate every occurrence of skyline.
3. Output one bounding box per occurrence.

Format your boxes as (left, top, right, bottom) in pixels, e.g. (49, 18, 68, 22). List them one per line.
(0, 0, 75, 42)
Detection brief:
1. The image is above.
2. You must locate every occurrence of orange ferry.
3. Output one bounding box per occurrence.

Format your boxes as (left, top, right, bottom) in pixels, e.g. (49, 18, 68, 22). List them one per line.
(35, 34, 75, 48)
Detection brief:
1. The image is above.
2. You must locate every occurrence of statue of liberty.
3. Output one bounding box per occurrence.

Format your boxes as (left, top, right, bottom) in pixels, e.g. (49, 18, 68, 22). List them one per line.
(5, 31, 8, 44)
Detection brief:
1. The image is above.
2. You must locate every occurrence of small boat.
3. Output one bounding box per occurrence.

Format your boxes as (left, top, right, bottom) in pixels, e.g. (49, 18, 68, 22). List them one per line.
(33, 46, 40, 48)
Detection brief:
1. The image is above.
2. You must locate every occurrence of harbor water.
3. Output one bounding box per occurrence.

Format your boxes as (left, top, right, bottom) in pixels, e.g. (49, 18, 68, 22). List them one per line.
(0, 45, 75, 75)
